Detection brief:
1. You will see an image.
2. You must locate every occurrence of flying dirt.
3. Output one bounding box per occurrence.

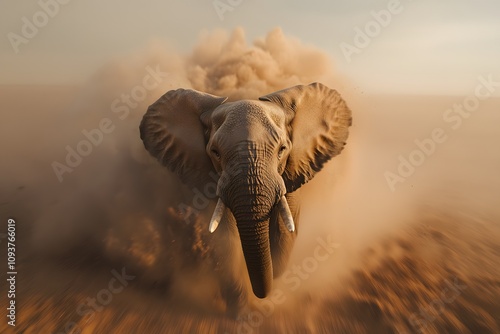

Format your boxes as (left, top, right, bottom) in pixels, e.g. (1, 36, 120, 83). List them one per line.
(0, 28, 499, 333)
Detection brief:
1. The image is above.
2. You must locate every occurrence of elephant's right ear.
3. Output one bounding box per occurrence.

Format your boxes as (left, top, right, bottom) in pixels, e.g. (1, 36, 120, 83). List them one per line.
(140, 88, 227, 186)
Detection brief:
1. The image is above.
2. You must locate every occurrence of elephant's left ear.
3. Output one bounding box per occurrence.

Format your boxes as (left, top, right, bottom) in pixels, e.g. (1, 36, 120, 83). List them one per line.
(140, 88, 227, 186)
(259, 82, 352, 192)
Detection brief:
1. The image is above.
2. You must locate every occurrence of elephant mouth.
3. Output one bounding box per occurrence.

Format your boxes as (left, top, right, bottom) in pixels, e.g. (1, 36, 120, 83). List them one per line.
(208, 196, 295, 234)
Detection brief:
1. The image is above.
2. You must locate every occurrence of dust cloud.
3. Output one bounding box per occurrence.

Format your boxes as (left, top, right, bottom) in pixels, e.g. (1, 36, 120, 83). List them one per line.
(1, 27, 499, 333)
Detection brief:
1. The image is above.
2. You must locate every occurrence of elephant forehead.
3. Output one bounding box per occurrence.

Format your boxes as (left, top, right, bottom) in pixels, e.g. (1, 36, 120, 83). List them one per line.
(213, 100, 285, 129)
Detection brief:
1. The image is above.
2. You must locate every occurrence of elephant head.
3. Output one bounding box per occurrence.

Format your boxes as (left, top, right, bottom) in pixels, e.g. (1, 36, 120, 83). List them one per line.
(140, 83, 351, 298)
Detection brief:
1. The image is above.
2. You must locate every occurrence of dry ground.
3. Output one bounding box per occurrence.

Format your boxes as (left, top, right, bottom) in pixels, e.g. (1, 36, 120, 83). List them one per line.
(1, 205, 499, 334)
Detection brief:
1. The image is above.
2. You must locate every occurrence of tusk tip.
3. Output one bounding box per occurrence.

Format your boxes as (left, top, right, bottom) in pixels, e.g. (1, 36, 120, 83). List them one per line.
(278, 196, 295, 233)
(209, 220, 219, 233)
(209, 198, 225, 233)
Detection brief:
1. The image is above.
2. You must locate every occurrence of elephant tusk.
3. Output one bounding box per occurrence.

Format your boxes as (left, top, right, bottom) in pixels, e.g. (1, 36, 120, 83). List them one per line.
(209, 198, 225, 233)
(278, 196, 295, 232)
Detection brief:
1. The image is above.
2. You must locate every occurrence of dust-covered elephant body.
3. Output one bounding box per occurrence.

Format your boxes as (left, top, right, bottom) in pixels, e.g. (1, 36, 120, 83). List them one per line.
(140, 83, 352, 299)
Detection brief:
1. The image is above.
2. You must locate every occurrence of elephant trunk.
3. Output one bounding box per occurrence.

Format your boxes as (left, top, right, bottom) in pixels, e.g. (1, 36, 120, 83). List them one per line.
(221, 161, 282, 298)
(228, 188, 275, 298)
(236, 218, 273, 298)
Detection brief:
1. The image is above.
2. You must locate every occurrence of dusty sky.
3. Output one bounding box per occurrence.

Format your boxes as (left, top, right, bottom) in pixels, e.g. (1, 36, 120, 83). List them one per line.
(1, 0, 499, 95)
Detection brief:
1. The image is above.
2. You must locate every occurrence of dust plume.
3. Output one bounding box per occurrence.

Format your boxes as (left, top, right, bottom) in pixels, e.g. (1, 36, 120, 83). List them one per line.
(1, 27, 499, 333)
(0, 26, 357, 310)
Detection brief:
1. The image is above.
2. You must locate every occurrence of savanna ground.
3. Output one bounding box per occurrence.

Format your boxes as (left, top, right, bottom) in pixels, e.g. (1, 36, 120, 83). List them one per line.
(1, 200, 499, 333)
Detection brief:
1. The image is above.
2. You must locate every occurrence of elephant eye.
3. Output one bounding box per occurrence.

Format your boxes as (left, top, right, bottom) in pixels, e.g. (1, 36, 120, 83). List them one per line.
(278, 145, 287, 159)
(211, 149, 221, 160)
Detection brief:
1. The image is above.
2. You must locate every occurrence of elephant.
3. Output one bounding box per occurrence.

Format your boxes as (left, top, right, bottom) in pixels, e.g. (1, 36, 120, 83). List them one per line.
(139, 82, 352, 299)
